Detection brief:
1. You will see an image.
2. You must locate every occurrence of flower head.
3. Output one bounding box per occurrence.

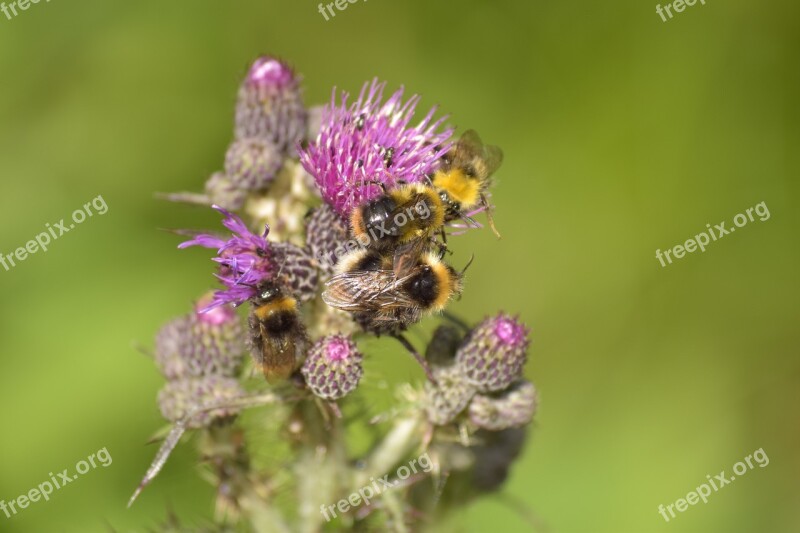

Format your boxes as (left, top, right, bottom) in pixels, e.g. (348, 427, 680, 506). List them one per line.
(301, 335, 364, 400)
(158, 376, 244, 429)
(299, 79, 454, 219)
(235, 56, 307, 154)
(179, 206, 278, 309)
(456, 313, 530, 393)
(468, 380, 538, 431)
(155, 294, 245, 380)
(224, 137, 284, 192)
(304, 203, 349, 275)
(424, 364, 476, 426)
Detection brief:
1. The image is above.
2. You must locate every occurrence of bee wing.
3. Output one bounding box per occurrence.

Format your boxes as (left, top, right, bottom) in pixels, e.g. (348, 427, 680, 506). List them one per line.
(392, 238, 430, 278)
(258, 324, 294, 379)
(323, 269, 420, 312)
(482, 144, 504, 177)
(455, 129, 504, 178)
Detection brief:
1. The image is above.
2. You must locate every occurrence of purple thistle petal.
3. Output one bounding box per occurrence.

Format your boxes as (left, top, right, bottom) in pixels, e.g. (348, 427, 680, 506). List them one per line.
(299, 79, 454, 219)
(180, 206, 277, 310)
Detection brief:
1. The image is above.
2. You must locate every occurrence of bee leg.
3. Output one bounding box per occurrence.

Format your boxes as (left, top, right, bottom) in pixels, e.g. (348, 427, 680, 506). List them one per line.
(362, 179, 388, 193)
(481, 193, 502, 239)
(392, 333, 437, 384)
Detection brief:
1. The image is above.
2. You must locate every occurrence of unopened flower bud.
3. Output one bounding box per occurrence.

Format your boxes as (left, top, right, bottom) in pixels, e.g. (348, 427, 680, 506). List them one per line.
(224, 137, 283, 191)
(456, 313, 530, 392)
(158, 376, 244, 429)
(304, 204, 349, 275)
(301, 335, 363, 400)
(234, 56, 307, 154)
(154, 296, 245, 380)
(424, 365, 476, 425)
(468, 380, 538, 431)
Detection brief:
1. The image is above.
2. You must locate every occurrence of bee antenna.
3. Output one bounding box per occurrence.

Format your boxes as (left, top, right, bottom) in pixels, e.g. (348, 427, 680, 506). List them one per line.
(460, 254, 475, 275)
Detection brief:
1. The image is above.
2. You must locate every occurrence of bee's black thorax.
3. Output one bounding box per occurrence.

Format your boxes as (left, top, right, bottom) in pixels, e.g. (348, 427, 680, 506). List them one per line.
(404, 266, 439, 308)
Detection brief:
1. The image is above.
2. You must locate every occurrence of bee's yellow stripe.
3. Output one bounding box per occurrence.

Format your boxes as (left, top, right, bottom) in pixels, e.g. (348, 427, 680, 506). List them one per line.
(254, 297, 296, 319)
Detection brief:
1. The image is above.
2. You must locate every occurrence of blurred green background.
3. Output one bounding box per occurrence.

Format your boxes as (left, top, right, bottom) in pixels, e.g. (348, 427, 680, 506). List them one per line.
(0, 0, 798, 531)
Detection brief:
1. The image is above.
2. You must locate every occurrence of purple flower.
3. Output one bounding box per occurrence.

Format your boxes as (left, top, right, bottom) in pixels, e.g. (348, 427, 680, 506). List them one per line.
(179, 206, 277, 310)
(299, 79, 454, 219)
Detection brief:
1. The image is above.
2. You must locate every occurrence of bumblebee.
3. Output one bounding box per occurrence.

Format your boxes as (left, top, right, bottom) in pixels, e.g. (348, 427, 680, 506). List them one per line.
(248, 280, 308, 382)
(430, 129, 503, 237)
(350, 182, 445, 254)
(322, 248, 463, 335)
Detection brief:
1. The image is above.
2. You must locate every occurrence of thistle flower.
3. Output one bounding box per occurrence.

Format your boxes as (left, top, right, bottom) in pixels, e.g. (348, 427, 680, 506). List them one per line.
(424, 364, 476, 426)
(234, 56, 307, 154)
(158, 375, 244, 429)
(468, 380, 538, 431)
(179, 206, 317, 308)
(456, 313, 530, 393)
(154, 296, 245, 380)
(299, 79, 454, 219)
(301, 335, 363, 400)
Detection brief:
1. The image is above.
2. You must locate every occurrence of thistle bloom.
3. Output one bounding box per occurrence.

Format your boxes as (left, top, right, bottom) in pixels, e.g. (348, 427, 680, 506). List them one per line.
(299, 79, 454, 219)
(179, 206, 278, 310)
(179, 206, 318, 308)
(456, 313, 530, 393)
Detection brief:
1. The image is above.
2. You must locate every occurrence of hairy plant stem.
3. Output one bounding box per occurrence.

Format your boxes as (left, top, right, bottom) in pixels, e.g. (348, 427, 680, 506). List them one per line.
(353, 413, 426, 490)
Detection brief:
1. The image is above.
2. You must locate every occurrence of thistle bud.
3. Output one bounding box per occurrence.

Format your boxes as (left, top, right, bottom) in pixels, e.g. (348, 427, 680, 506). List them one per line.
(224, 137, 283, 191)
(456, 313, 529, 392)
(154, 296, 245, 380)
(203, 171, 248, 211)
(468, 380, 538, 431)
(273, 242, 320, 303)
(304, 203, 349, 275)
(157, 376, 244, 429)
(234, 56, 307, 154)
(301, 335, 363, 400)
(424, 365, 476, 426)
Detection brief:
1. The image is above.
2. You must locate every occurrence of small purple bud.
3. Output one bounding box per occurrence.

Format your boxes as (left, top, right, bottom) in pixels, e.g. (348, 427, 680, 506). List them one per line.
(301, 335, 364, 400)
(456, 313, 530, 393)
